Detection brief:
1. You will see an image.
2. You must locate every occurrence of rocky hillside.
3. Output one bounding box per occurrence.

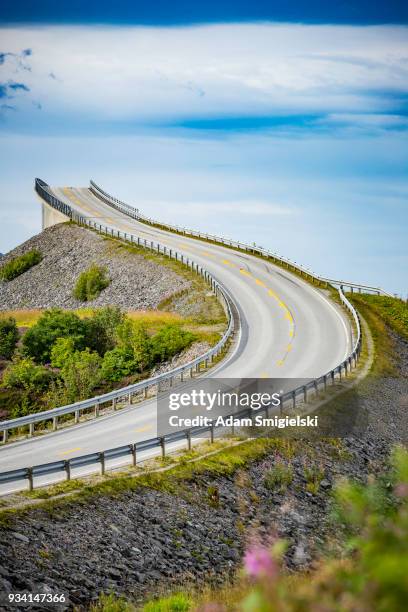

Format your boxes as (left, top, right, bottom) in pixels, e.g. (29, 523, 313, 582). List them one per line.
(0, 223, 190, 311)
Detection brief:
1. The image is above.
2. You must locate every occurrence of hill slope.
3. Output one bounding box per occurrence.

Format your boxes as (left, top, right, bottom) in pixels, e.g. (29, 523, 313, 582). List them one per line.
(0, 223, 190, 310)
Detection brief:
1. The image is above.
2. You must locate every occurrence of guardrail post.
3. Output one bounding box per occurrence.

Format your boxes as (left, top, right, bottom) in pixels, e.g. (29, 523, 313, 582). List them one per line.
(323, 375, 327, 392)
(130, 444, 136, 467)
(292, 390, 296, 409)
(64, 460, 71, 481)
(1, 429, 7, 444)
(160, 437, 166, 458)
(303, 386, 308, 403)
(75, 410, 80, 423)
(112, 398, 117, 411)
(331, 371, 335, 385)
(95, 402, 100, 418)
(180, 370, 184, 382)
(144, 387, 148, 399)
(128, 392, 132, 404)
(29, 422, 34, 437)
(100, 452, 105, 475)
(27, 467, 34, 491)
(314, 380, 318, 397)
(339, 366, 342, 382)
(190, 367, 194, 378)
(52, 416, 58, 431)
(186, 430, 191, 450)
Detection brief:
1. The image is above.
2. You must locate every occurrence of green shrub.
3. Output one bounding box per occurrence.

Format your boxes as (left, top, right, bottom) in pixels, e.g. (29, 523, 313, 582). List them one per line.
(84, 306, 124, 355)
(60, 348, 102, 402)
(0, 316, 19, 359)
(1, 355, 52, 392)
(22, 309, 87, 363)
(73, 264, 110, 301)
(150, 324, 195, 363)
(0, 249, 42, 281)
(264, 462, 293, 492)
(304, 464, 325, 494)
(50, 337, 76, 368)
(116, 320, 152, 372)
(101, 346, 138, 381)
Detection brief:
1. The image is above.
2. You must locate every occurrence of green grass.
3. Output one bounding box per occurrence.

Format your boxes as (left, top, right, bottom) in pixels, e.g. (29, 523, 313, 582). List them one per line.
(349, 295, 403, 376)
(143, 593, 192, 612)
(264, 462, 293, 492)
(0, 249, 42, 281)
(350, 294, 408, 340)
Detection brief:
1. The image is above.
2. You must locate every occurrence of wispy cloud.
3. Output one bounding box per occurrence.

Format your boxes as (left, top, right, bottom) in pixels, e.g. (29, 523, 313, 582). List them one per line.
(0, 25, 406, 132)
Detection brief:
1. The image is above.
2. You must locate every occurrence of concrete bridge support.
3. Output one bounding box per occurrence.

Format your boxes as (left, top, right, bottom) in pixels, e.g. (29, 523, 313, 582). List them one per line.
(39, 198, 70, 230)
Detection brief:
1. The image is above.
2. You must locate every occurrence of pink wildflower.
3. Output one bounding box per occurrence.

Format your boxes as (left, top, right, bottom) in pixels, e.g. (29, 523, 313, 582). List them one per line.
(244, 546, 277, 579)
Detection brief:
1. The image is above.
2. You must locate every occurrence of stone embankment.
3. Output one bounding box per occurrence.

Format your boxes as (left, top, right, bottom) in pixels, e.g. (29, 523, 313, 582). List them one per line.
(0, 223, 190, 311)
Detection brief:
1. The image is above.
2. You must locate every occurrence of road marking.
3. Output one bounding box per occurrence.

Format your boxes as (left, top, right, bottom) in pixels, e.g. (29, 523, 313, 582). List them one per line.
(260, 371, 269, 378)
(222, 259, 235, 266)
(255, 278, 266, 287)
(135, 425, 153, 433)
(58, 447, 82, 456)
(276, 359, 284, 366)
(239, 268, 251, 276)
(286, 343, 293, 352)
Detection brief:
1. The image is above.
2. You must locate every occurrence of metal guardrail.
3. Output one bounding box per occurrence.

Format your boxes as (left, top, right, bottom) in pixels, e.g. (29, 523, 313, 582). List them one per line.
(0, 179, 237, 443)
(89, 180, 393, 297)
(0, 178, 363, 491)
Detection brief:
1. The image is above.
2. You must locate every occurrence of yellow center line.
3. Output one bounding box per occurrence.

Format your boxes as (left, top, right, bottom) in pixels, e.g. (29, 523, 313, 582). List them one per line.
(135, 425, 153, 433)
(58, 447, 82, 456)
(255, 278, 266, 287)
(222, 259, 235, 267)
(239, 268, 251, 277)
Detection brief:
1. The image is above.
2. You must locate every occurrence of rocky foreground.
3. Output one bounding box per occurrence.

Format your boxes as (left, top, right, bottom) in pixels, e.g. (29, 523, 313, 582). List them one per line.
(0, 223, 190, 311)
(0, 327, 407, 610)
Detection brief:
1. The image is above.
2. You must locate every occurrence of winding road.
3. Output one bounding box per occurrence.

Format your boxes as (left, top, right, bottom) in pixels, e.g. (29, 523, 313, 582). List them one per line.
(0, 184, 352, 493)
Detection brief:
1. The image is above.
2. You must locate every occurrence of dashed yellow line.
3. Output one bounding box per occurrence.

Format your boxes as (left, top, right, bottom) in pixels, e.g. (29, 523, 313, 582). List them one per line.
(135, 425, 153, 433)
(239, 268, 251, 277)
(58, 447, 82, 456)
(222, 259, 235, 267)
(255, 278, 266, 287)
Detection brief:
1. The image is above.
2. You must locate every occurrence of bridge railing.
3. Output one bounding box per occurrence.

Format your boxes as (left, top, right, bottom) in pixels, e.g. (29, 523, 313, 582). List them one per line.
(0, 178, 363, 491)
(89, 180, 393, 297)
(0, 180, 237, 443)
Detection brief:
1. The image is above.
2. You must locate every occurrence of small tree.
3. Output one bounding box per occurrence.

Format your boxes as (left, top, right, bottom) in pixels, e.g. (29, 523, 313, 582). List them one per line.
(84, 306, 124, 355)
(50, 337, 76, 368)
(59, 348, 102, 402)
(73, 264, 110, 301)
(22, 308, 87, 363)
(0, 317, 18, 359)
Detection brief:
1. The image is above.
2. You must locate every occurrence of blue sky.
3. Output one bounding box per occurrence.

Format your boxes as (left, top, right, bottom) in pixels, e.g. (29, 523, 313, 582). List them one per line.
(0, 2, 407, 295)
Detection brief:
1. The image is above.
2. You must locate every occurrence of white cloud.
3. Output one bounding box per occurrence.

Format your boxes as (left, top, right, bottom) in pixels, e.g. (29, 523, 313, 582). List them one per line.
(0, 24, 407, 122)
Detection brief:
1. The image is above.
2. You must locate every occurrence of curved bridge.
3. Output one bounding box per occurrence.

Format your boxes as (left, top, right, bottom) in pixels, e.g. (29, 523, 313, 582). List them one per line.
(0, 179, 372, 492)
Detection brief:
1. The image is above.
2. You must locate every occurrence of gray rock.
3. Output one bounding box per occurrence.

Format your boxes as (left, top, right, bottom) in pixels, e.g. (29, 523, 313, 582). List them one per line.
(11, 532, 29, 543)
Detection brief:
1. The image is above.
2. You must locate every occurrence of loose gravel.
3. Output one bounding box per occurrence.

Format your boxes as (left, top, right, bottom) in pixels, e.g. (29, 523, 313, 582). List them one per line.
(0, 224, 190, 311)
